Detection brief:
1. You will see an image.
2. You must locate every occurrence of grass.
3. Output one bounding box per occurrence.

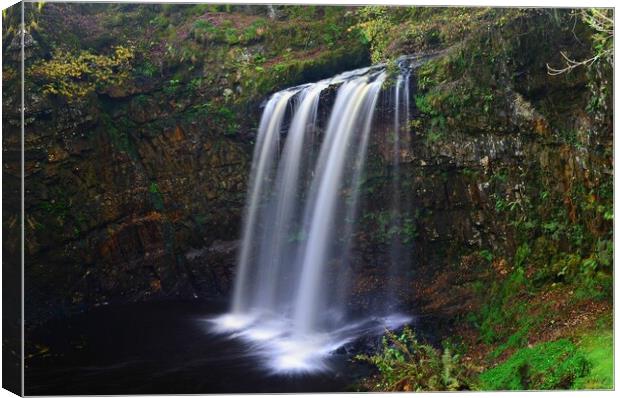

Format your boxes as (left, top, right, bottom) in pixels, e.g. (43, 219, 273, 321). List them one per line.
(573, 330, 613, 389)
(477, 310, 613, 392)
(478, 339, 590, 390)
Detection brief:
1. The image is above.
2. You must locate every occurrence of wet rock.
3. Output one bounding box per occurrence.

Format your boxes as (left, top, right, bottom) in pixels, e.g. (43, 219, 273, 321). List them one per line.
(184, 240, 239, 297)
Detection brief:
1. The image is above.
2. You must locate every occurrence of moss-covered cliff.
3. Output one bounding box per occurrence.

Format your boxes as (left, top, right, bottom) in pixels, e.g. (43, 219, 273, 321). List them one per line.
(350, 7, 612, 391)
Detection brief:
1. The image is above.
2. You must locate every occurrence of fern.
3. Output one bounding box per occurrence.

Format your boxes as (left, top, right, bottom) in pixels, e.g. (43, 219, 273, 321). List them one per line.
(356, 327, 472, 391)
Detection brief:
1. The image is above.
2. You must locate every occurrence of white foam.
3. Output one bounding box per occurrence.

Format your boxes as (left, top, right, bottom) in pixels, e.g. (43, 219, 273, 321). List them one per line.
(207, 311, 411, 374)
(209, 313, 257, 333)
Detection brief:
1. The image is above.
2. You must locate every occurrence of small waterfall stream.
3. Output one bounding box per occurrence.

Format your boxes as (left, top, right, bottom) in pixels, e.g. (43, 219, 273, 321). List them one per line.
(213, 58, 419, 373)
(386, 67, 412, 312)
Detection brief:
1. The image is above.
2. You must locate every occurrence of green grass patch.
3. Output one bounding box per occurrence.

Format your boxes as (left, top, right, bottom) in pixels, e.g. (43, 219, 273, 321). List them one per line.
(573, 330, 613, 390)
(478, 339, 590, 391)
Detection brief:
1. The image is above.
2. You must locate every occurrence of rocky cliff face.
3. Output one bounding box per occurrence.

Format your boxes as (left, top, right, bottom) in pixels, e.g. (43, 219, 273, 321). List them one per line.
(6, 45, 252, 323)
(2, 3, 368, 325)
(3, 5, 612, 336)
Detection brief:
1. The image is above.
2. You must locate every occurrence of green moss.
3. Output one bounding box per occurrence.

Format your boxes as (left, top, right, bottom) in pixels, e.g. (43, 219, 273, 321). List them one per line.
(489, 319, 537, 359)
(573, 330, 614, 389)
(479, 339, 590, 390)
(354, 7, 517, 63)
(106, 120, 139, 159)
(361, 209, 418, 245)
(258, 45, 368, 96)
(473, 267, 531, 345)
(38, 200, 70, 220)
(149, 182, 165, 211)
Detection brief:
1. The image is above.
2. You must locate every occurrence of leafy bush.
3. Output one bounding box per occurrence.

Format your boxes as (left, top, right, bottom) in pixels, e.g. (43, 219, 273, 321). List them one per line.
(29, 46, 135, 100)
(356, 327, 473, 391)
(355, 7, 503, 62)
(241, 19, 267, 43)
(163, 79, 181, 96)
(354, 6, 392, 63)
(190, 19, 216, 42)
(134, 61, 158, 78)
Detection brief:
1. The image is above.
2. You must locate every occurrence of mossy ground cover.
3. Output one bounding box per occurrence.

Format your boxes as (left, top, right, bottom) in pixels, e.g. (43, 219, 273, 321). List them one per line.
(461, 239, 612, 390)
(362, 288, 612, 392)
(18, 3, 368, 115)
(476, 311, 613, 391)
(478, 339, 590, 390)
(573, 329, 614, 389)
(459, 257, 612, 391)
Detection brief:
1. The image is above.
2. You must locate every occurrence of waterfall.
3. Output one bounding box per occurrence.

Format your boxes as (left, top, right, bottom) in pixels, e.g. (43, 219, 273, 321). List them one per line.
(230, 89, 298, 317)
(254, 82, 327, 313)
(386, 65, 412, 312)
(212, 60, 417, 373)
(293, 72, 387, 335)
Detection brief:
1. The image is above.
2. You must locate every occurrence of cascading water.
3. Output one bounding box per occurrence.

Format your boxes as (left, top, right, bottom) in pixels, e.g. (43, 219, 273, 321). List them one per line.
(212, 59, 419, 373)
(386, 65, 412, 312)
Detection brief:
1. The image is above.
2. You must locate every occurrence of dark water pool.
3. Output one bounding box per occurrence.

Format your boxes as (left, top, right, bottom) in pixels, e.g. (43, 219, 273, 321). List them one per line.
(25, 300, 374, 395)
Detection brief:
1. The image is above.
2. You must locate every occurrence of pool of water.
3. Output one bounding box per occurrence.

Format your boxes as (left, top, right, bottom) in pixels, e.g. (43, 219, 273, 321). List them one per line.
(25, 300, 379, 395)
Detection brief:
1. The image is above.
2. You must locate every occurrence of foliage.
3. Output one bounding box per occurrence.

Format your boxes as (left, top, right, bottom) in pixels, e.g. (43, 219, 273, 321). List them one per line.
(241, 19, 267, 43)
(29, 45, 134, 100)
(100, 113, 138, 158)
(470, 230, 612, 350)
(355, 7, 502, 63)
(356, 327, 473, 391)
(149, 182, 165, 211)
(163, 79, 181, 95)
(362, 210, 417, 245)
(479, 250, 494, 262)
(472, 267, 531, 346)
(354, 6, 392, 63)
(583, 9, 613, 131)
(414, 42, 500, 145)
(547, 9, 613, 75)
(134, 61, 158, 78)
(542, 9, 612, 132)
(2, 1, 46, 38)
(572, 240, 613, 301)
(189, 19, 243, 45)
(479, 339, 590, 390)
(38, 199, 70, 221)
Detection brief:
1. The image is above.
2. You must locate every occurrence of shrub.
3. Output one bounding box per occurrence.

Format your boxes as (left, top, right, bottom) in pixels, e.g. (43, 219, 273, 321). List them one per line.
(356, 327, 473, 391)
(29, 46, 135, 100)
